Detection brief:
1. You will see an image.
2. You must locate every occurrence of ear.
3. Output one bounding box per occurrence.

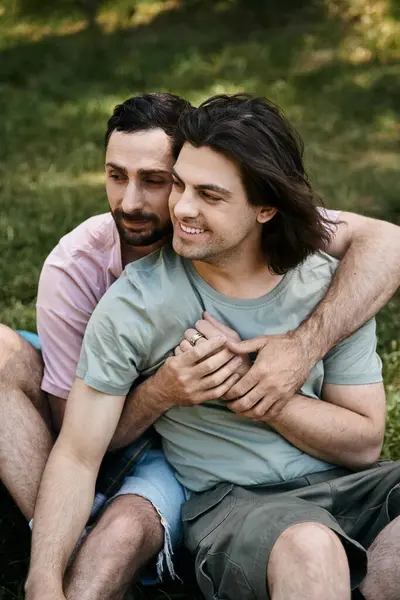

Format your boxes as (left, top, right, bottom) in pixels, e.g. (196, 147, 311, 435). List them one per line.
(257, 207, 277, 224)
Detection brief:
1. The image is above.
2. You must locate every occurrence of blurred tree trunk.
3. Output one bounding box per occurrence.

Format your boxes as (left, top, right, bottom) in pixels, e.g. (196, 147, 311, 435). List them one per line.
(82, 0, 102, 27)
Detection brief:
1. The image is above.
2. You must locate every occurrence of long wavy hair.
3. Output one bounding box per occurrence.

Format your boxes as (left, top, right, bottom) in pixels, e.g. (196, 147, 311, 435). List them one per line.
(173, 94, 334, 274)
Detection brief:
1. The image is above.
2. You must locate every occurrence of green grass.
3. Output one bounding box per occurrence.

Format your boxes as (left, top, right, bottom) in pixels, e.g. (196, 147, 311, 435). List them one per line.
(0, 0, 399, 597)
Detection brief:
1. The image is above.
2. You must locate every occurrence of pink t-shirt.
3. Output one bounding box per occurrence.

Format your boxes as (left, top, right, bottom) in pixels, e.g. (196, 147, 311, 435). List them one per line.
(37, 213, 123, 398)
(37, 209, 340, 399)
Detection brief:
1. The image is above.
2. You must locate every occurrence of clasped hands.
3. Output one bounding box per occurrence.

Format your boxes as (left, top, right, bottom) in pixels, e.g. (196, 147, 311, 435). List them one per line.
(158, 312, 310, 420)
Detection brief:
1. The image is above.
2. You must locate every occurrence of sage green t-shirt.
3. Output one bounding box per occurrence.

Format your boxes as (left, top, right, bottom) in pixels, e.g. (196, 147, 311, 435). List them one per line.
(77, 245, 382, 492)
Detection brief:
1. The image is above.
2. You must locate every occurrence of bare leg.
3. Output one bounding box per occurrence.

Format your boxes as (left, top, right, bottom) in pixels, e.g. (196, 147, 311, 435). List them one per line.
(65, 495, 164, 600)
(360, 516, 400, 600)
(268, 522, 351, 600)
(0, 325, 54, 519)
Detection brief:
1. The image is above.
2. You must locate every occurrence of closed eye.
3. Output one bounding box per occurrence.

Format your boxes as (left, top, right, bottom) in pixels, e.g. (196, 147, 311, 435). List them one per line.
(145, 178, 170, 185)
(201, 190, 221, 201)
(109, 172, 125, 181)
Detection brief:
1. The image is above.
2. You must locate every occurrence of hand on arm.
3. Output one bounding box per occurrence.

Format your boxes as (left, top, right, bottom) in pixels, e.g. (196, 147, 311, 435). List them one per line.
(222, 212, 400, 408)
(260, 382, 386, 469)
(25, 378, 125, 600)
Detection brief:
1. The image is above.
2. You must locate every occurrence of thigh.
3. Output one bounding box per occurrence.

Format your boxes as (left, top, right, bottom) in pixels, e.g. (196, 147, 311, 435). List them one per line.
(183, 486, 367, 600)
(111, 448, 186, 549)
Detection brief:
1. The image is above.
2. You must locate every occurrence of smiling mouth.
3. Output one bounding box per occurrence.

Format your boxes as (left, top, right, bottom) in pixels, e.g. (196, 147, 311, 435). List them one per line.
(179, 223, 205, 235)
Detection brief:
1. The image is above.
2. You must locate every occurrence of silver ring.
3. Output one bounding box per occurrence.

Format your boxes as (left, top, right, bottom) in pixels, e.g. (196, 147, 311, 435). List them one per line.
(189, 331, 205, 347)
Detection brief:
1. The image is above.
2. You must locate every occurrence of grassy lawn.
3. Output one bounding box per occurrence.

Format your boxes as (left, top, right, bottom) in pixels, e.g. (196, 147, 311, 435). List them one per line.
(0, 0, 399, 597)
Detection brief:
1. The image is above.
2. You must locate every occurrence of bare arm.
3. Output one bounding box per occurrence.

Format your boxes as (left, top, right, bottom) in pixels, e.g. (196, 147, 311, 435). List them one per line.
(25, 378, 125, 599)
(49, 386, 168, 450)
(259, 382, 386, 469)
(224, 212, 400, 407)
(108, 376, 172, 450)
(299, 211, 400, 364)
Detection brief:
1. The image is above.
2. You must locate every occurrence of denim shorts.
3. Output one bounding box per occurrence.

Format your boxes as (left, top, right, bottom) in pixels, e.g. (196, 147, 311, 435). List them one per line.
(18, 331, 186, 582)
(98, 445, 186, 582)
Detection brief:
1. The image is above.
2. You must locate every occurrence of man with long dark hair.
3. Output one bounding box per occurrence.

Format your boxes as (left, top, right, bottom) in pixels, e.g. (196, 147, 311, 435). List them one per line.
(25, 94, 400, 600)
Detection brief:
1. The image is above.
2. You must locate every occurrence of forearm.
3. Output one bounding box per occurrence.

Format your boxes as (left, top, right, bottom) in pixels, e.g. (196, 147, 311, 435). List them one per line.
(26, 444, 96, 594)
(110, 374, 172, 450)
(298, 216, 400, 364)
(263, 394, 382, 469)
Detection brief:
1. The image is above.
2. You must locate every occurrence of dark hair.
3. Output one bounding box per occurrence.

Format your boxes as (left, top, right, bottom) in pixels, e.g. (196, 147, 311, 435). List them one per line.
(173, 93, 334, 274)
(105, 92, 192, 148)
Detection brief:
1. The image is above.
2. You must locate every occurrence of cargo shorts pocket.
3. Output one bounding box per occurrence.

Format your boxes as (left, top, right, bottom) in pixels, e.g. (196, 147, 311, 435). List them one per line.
(182, 483, 235, 552)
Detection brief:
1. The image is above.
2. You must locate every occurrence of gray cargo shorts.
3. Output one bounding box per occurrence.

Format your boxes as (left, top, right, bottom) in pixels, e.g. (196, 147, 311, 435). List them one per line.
(182, 461, 400, 600)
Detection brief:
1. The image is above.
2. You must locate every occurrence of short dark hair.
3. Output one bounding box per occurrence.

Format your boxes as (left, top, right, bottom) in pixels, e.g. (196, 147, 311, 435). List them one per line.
(105, 92, 192, 148)
(173, 93, 334, 274)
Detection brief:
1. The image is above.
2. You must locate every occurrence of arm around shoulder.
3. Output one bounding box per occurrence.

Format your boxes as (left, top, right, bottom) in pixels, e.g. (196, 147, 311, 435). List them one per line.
(296, 212, 400, 364)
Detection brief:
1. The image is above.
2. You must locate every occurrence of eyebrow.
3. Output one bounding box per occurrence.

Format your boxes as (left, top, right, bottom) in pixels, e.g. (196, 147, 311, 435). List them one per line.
(172, 168, 232, 198)
(106, 163, 171, 177)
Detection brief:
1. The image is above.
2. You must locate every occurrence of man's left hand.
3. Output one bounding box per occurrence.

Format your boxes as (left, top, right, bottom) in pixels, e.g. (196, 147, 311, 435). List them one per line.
(175, 312, 251, 386)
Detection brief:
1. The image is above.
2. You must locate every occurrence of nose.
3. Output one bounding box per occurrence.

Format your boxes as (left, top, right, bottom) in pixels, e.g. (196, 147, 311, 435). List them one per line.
(121, 181, 144, 213)
(173, 189, 199, 221)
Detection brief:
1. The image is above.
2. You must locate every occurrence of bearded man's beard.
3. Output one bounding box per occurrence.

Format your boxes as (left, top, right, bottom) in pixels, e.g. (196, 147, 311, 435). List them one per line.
(112, 208, 172, 246)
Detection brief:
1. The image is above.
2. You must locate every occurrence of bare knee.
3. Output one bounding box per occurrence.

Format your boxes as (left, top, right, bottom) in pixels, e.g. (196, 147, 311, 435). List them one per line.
(269, 522, 347, 578)
(0, 325, 43, 400)
(94, 494, 163, 556)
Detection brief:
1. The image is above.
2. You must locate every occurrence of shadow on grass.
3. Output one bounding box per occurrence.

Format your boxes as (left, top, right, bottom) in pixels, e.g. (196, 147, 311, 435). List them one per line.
(0, 485, 29, 600)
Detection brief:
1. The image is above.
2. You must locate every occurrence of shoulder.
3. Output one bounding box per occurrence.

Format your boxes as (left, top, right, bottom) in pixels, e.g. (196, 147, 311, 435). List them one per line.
(124, 244, 187, 291)
(39, 213, 120, 303)
(276, 252, 338, 320)
(47, 213, 118, 263)
(99, 245, 192, 320)
(126, 244, 184, 273)
(295, 251, 339, 283)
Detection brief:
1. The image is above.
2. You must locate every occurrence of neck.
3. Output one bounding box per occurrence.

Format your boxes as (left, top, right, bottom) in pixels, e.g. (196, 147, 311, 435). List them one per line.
(120, 238, 168, 268)
(193, 248, 283, 300)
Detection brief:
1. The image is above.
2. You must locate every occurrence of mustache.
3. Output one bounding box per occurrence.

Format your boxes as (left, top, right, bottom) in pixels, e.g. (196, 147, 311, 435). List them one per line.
(114, 209, 157, 223)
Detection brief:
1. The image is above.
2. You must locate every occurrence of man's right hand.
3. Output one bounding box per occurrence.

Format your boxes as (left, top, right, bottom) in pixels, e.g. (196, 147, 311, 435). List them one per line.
(153, 335, 243, 408)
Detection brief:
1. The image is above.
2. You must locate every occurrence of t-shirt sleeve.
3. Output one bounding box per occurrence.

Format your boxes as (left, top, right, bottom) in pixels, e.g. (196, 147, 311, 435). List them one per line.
(76, 274, 150, 396)
(323, 318, 383, 385)
(37, 255, 96, 399)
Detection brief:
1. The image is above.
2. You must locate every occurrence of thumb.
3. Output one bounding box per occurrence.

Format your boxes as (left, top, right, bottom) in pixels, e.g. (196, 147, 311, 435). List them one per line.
(226, 336, 266, 355)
